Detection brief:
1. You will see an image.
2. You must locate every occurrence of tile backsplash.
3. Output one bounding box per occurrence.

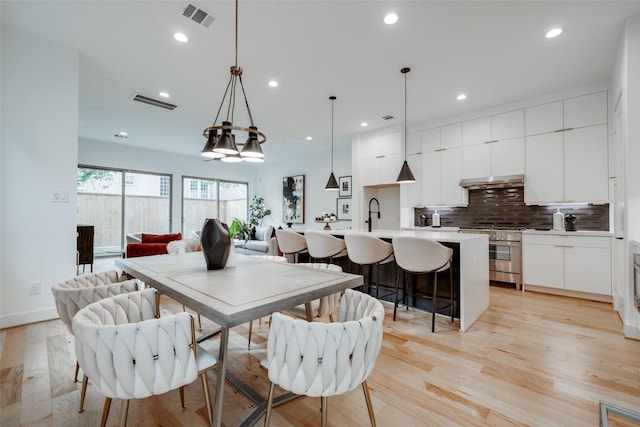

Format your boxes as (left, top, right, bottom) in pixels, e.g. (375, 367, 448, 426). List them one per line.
(414, 187, 609, 231)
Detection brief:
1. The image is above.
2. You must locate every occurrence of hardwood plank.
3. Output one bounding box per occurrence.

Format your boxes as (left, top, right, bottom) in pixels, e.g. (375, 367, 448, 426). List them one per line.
(1, 286, 639, 426)
(46, 334, 77, 399)
(1, 365, 23, 408)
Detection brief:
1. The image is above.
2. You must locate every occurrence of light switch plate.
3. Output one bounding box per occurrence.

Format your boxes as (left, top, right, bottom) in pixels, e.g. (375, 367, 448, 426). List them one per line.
(52, 191, 68, 202)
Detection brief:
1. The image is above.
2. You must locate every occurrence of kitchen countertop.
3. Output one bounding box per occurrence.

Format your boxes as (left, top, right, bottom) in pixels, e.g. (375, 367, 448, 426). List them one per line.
(317, 228, 486, 244)
(522, 229, 613, 237)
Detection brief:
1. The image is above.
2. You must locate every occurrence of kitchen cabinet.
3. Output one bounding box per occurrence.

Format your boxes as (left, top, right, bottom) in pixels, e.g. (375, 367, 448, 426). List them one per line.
(462, 137, 524, 179)
(361, 129, 402, 186)
(408, 123, 465, 207)
(525, 91, 607, 136)
(522, 233, 611, 296)
(524, 90, 608, 204)
(461, 110, 524, 178)
(422, 147, 466, 206)
(525, 124, 608, 204)
(403, 153, 422, 207)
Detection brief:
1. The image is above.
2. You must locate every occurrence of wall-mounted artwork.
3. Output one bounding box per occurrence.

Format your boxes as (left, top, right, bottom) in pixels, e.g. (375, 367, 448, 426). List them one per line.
(339, 176, 352, 197)
(336, 198, 352, 220)
(283, 175, 305, 224)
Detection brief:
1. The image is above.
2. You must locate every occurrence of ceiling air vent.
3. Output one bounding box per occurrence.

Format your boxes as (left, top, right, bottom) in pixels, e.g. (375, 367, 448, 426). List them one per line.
(182, 4, 215, 28)
(132, 94, 178, 111)
(381, 115, 394, 121)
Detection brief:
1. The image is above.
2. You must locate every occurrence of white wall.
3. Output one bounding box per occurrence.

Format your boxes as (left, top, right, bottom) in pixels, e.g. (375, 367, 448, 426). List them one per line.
(612, 14, 640, 339)
(79, 138, 259, 234)
(1, 26, 79, 328)
(254, 137, 352, 231)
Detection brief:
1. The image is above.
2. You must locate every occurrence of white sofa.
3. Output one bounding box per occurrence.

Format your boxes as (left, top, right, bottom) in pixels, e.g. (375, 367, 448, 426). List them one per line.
(237, 225, 279, 256)
(192, 225, 279, 256)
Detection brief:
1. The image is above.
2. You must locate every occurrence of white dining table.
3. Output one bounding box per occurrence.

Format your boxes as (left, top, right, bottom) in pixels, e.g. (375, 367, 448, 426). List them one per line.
(115, 251, 363, 427)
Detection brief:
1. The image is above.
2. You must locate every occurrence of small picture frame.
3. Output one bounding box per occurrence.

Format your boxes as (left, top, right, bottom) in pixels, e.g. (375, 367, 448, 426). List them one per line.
(338, 176, 352, 197)
(336, 198, 352, 221)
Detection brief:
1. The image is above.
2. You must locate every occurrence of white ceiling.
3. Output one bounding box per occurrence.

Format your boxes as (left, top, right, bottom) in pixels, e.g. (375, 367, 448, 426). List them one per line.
(3, 1, 640, 163)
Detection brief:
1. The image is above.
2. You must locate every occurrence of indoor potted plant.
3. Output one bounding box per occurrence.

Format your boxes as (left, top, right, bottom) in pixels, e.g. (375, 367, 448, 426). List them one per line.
(248, 196, 271, 226)
(229, 218, 252, 242)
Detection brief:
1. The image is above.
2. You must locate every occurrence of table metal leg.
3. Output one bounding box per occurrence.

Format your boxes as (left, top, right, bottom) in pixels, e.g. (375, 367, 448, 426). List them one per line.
(213, 327, 230, 427)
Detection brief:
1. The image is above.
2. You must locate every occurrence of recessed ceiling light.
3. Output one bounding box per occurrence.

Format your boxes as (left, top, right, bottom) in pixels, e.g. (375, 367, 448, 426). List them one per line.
(384, 13, 398, 25)
(545, 27, 563, 38)
(268, 80, 279, 87)
(159, 91, 170, 98)
(173, 32, 189, 43)
(361, 122, 368, 127)
(306, 136, 312, 141)
(456, 94, 467, 101)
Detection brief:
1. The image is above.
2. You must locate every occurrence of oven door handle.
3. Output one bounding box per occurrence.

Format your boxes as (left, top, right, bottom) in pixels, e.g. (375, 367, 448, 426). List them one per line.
(490, 241, 521, 247)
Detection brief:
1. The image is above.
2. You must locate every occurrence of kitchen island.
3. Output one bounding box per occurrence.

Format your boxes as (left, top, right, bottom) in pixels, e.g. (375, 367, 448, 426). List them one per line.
(300, 228, 489, 332)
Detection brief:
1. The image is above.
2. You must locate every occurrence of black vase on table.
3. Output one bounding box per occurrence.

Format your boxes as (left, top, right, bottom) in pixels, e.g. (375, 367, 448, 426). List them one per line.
(200, 218, 231, 270)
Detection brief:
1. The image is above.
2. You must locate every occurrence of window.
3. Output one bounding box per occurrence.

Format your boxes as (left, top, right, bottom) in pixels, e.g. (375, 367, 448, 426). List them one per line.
(182, 177, 247, 236)
(77, 166, 171, 256)
(160, 176, 170, 196)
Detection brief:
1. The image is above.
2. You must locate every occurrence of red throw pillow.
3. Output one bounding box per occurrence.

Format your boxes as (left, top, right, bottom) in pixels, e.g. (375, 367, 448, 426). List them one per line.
(141, 233, 182, 244)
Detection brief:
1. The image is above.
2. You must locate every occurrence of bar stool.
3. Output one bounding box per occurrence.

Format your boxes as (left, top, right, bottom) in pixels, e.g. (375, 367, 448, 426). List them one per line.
(275, 229, 308, 263)
(344, 233, 395, 300)
(392, 236, 454, 332)
(304, 230, 348, 265)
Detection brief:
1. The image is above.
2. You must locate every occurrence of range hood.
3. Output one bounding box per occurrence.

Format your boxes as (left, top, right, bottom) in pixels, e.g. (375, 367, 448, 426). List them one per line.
(459, 174, 524, 190)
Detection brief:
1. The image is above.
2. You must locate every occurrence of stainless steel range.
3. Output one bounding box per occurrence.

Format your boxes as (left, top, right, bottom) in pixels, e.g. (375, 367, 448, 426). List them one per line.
(459, 227, 523, 290)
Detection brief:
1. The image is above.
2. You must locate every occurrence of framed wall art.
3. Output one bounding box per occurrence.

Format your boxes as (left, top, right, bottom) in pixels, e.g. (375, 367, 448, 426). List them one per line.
(282, 175, 305, 224)
(338, 176, 352, 197)
(336, 198, 352, 220)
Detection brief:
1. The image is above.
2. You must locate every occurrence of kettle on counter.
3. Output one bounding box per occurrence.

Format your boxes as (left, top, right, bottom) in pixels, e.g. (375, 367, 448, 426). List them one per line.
(565, 214, 577, 231)
(419, 214, 427, 227)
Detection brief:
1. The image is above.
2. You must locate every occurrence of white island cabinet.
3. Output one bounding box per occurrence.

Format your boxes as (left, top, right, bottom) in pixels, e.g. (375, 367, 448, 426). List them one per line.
(522, 231, 612, 298)
(321, 229, 489, 332)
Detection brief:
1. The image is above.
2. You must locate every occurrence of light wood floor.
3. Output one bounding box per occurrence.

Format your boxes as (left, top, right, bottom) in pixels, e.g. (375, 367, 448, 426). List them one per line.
(1, 280, 639, 426)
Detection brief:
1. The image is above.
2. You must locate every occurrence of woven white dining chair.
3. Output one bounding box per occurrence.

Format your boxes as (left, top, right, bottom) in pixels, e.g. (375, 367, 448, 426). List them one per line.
(263, 288, 385, 426)
(51, 270, 139, 383)
(72, 289, 217, 427)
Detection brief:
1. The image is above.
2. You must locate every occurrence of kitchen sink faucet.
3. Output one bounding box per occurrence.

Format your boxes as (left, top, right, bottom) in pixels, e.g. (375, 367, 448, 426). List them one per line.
(367, 197, 380, 232)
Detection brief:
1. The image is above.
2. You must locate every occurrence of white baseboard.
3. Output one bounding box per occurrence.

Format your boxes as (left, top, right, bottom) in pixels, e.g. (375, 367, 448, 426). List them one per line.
(623, 323, 640, 340)
(0, 308, 59, 329)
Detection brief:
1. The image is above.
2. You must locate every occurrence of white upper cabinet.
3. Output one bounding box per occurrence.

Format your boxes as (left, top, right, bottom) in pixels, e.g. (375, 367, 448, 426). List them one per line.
(525, 101, 563, 135)
(404, 153, 423, 207)
(462, 117, 491, 146)
(524, 90, 609, 204)
(418, 122, 466, 206)
(461, 109, 524, 178)
(421, 127, 441, 153)
(563, 91, 608, 129)
(491, 110, 524, 140)
(440, 123, 462, 149)
(361, 128, 402, 186)
(525, 91, 608, 135)
(405, 130, 421, 156)
(563, 125, 609, 202)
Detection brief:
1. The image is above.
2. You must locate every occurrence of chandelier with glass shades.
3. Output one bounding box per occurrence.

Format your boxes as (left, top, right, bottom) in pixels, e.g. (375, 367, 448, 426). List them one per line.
(200, 0, 265, 163)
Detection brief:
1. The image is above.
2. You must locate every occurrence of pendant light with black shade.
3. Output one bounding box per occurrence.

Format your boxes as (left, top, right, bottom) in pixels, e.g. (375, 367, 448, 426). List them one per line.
(200, 0, 265, 163)
(396, 67, 416, 183)
(325, 96, 339, 190)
